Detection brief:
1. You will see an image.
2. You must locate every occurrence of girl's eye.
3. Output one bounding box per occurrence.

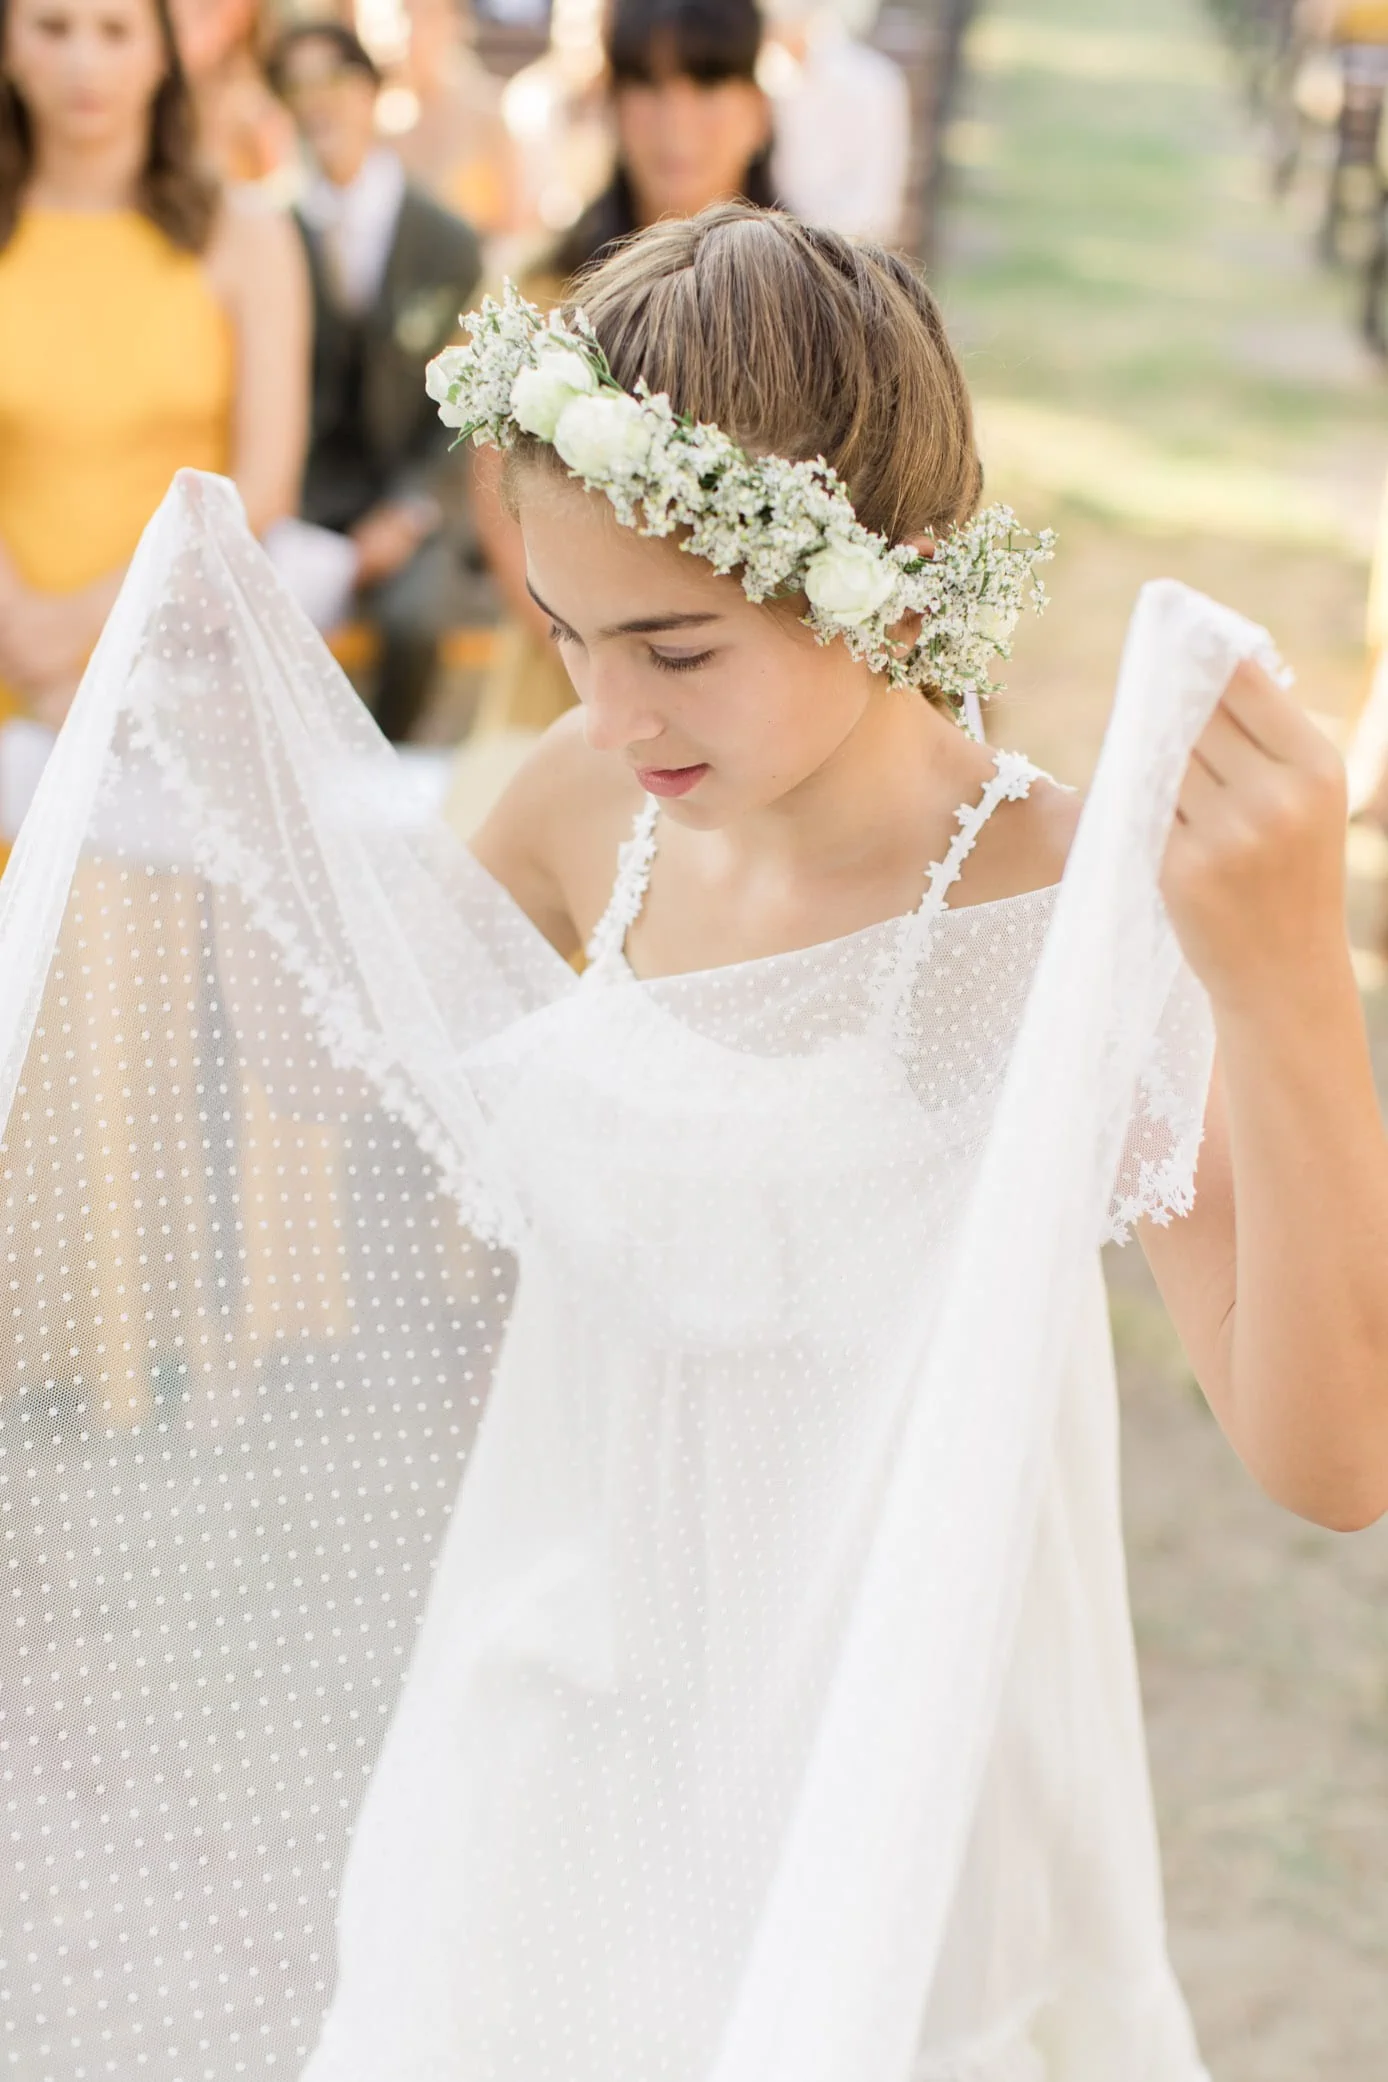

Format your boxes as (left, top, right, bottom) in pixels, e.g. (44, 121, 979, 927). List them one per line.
(649, 649, 714, 675)
(548, 621, 575, 646)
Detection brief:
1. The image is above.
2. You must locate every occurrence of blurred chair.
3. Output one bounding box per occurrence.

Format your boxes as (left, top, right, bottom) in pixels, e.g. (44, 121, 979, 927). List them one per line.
(1299, 0, 1388, 273)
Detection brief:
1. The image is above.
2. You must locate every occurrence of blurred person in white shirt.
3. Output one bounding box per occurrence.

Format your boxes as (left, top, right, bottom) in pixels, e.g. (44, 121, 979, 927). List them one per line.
(762, 0, 909, 246)
(267, 23, 488, 740)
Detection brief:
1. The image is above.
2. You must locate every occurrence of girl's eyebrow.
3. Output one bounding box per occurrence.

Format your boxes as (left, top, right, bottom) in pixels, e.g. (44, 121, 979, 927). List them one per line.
(525, 580, 721, 640)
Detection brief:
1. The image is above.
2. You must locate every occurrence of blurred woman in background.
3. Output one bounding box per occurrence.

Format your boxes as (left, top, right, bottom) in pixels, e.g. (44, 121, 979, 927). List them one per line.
(0, 0, 307, 805)
(447, 0, 774, 829)
(0, 0, 310, 1414)
(391, 0, 516, 242)
(171, 0, 296, 189)
(549, 0, 772, 278)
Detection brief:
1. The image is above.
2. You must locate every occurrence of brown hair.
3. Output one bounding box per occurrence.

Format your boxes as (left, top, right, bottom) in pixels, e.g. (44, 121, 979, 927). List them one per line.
(520, 204, 982, 551)
(0, 0, 218, 253)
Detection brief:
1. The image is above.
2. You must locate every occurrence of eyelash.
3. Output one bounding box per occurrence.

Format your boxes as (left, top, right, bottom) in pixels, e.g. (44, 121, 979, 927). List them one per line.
(650, 649, 714, 675)
(547, 623, 714, 675)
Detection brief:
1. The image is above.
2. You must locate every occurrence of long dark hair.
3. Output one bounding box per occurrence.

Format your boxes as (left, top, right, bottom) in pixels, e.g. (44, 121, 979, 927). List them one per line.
(551, 0, 776, 283)
(0, 0, 218, 253)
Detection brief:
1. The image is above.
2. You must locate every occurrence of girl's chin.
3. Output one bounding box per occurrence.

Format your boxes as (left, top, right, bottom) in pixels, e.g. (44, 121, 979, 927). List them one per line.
(652, 784, 732, 829)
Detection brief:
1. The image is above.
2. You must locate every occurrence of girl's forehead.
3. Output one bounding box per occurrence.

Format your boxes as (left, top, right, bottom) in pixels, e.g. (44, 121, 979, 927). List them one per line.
(518, 473, 749, 615)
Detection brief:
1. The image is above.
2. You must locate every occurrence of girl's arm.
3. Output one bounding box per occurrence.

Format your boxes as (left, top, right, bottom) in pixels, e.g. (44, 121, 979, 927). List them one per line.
(1141, 658, 1388, 1532)
(207, 197, 311, 536)
(0, 544, 121, 713)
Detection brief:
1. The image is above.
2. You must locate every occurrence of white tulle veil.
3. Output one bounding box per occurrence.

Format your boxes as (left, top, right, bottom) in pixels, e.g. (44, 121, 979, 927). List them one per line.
(0, 472, 1277, 2081)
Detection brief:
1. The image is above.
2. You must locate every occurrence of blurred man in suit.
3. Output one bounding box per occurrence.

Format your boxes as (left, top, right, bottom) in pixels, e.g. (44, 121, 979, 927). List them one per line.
(270, 22, 489, 740)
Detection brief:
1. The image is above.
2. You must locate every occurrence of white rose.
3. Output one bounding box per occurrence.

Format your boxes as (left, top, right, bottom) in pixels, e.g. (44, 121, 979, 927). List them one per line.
(509, 347, 600, 440)
(802, 540, 899, 625)
(424, 346, 471, 427)
(973, 600, 1016, 647)
(553, 393, 654, 480)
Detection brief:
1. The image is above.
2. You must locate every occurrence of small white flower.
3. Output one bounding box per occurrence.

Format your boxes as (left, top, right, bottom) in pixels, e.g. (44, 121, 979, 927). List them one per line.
(554, 393, 654, 480)
(803, 540, 900, 625)
(973, 601, 1017, 647)
(510, 346, 599, 440)
(425, 284, 1054, 719)
(424, 345, 471, 427)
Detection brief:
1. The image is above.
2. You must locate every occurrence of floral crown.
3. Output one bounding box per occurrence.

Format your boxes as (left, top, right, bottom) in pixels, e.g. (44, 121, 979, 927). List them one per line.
(425, 285, 1054, 729)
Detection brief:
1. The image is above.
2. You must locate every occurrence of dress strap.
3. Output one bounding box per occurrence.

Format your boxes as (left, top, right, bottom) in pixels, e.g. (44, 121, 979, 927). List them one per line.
(868, 749, 1045, 1037)
(585, 794, 661, 967)
(919, 748, 1044, 918)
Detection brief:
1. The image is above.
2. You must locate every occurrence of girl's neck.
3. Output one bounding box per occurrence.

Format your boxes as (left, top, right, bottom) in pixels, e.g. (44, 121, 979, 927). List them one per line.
(26, 128, 148, 214)
(707, 685, 993, 888)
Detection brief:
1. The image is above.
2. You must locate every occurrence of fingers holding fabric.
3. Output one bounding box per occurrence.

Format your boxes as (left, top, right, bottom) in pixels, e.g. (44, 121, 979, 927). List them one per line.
(1162, 656, 1350, 1012)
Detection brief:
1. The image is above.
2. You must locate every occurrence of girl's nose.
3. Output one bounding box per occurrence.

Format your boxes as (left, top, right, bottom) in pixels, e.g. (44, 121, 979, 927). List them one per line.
(579, 664, 665, 755)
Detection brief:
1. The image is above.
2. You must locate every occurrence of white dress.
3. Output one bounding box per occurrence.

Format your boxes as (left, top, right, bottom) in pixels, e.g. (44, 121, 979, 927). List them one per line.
(300, 754, 1212, 2082)
(0, 477, 1276, 2082)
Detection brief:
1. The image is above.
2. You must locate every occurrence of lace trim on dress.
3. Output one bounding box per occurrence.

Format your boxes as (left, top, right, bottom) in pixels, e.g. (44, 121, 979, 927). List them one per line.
(577, 753, 1206, 1245)
(866, 749, 1044, 1043)
(1105, 1145, 1202, 1245)
(586, 753, 1046, 989)
(1102, 994, 1209, 1245)
(585, 793, 661, 967)
(120, 692, 523, 1253)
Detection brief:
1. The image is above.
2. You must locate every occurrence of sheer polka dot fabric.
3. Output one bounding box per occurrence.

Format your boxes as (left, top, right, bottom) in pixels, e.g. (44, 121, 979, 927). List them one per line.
(1, 477, 1265, 2082)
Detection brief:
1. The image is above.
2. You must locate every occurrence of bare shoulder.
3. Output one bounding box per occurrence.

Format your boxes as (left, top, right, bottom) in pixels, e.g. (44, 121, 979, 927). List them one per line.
(204, 195, 306, 308)
(469, 711, 644, 956)
(960, 764, 1083, 907)
(1017, 771, 1084, 888)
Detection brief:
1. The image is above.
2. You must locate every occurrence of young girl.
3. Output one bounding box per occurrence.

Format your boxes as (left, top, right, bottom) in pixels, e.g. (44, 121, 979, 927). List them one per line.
(1, 205, 1386, 2082)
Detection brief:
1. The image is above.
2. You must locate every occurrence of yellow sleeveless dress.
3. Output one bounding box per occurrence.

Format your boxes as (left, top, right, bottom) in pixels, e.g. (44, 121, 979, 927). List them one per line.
(1335, 1, 1388, 42)
(0, 212, 322, 1421)
(0, 207, 234, 727)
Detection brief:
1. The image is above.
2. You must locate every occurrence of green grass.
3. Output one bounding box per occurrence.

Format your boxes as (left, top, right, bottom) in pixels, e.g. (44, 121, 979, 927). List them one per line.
(938, 0, 1386, 536)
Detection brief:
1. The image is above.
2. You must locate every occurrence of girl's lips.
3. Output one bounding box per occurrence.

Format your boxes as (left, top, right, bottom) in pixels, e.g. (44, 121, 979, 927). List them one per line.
(636, 763, 710, 799)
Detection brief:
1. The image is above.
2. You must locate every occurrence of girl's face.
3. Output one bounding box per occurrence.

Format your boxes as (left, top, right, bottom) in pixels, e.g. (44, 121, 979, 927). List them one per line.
(4, 0, 166, 149)
(517, 468, 890, 827)
(274, 35, 378, 188)
(169, 0, 253, 79)
(614, 67, 770, 224)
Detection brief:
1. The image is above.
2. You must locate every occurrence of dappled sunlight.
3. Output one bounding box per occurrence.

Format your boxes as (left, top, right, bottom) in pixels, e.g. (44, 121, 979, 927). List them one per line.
(975, 395, 1369, 553)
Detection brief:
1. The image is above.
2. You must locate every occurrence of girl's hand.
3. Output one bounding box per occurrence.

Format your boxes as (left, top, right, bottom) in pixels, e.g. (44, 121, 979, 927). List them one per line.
(1161, 658, 1350, 1015)
(29, 674, 81, 730)
(0, 585, 84, 698)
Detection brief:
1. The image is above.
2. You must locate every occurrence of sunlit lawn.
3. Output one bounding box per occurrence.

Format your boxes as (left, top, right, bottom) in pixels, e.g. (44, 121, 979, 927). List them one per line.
(943, 0, 1384, 505)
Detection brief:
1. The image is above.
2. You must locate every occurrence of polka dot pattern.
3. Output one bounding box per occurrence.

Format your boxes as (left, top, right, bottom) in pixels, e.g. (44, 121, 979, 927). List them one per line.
(0, 479, 1214, 2082)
